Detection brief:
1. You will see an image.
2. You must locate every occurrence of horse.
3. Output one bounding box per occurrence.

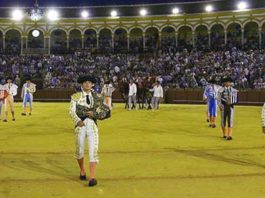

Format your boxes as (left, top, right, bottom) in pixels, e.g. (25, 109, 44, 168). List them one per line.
(137, 77, 155, 110)
(118, 79, 129, 109)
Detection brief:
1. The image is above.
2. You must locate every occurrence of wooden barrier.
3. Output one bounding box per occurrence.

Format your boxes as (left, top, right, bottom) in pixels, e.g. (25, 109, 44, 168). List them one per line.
(14, 88, 265, 105)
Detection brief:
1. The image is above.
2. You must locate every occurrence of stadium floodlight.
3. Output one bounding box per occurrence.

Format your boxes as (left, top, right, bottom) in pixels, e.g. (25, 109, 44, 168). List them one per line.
(205, 5, 213, 12)
(47, 9, 59, 21)
(110, 10, 118, 17)
(81, 10, 89, 18)
(172, 8, 180, 15)
(32, 29, 40, 37)
(237, 2, 248, 10)
(11, 9, 23, 21)
(140, 9, 147, 16)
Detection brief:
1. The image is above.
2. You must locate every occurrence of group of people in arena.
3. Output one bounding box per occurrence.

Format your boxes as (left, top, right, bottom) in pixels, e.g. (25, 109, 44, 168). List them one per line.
(125, 78, 164, 111)
(203, 77, 238, 141)
(0, 76, 36, 121)
(0, 49, 264, 187)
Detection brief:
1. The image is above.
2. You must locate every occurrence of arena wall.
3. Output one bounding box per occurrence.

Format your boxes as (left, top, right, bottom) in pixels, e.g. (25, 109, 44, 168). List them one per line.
(14, 89, 265, 105)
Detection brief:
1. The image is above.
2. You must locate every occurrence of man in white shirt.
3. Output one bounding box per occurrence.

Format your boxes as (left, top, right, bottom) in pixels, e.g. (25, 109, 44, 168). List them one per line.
(3, 77, 18, 122)
(21, 76, 36, 116)
(128, 79, 137, 110)
(101, 81, 115, 110)
(261, 103, 265, 133)
(150, 81, 163, 110)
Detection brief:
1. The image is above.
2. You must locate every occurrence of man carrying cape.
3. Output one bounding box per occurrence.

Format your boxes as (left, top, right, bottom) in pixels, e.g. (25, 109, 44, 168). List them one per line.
(69, 75, 110, 187)
(3, 77, 18, 122)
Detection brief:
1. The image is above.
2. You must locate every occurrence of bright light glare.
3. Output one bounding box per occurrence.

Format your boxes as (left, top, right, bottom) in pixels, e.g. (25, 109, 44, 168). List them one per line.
(237, 2, 248, 10)
(32, 30, 40, 37)
(12, 9, 23, 21)
(81, 10, 89, 18)
(140, 9, 147, 16)
(110, 10, 118, 17)
(205, 5, 213, 12)
(172, 8, 180, 14)
(47, 10, 59, 21)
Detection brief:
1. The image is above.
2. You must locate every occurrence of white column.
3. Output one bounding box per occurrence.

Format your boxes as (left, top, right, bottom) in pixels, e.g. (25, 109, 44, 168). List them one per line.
(208, 30, 211, 49)
(175, 32, 178, 47)
(3, 35, 5, 51)
(127, 35, 130, 51)
(45, 36, 50, 55)
(158, 31, 162, 47)
(224, 30, 227, 45)
(81, 34, 84, 49)
(20, 36, 24, 55)
(241, 28, 244, 47)
(111, 33, 114, 50)
(143, 32, 146, 49)
(66, 34, 69, 50)
(44, 36, 46, 49)
(258, 27, 262, 49)
(192, 31, 195, 48)
(96, 33, 99, 49)
(25, 36, 28, 49)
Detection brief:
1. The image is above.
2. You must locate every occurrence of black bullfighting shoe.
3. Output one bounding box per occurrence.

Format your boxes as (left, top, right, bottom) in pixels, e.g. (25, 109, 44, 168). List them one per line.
(79, 173, 87, 181)
(226, 136, 233, 141)
(88, 179, 97, 187)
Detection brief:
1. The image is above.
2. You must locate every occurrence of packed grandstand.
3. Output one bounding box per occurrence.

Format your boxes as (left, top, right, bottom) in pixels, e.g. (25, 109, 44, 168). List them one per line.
(0, 0, 264, 91)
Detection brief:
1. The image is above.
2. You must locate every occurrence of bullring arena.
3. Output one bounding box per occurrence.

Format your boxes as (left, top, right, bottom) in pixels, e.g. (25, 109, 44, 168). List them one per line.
(0, 0, 265, 197)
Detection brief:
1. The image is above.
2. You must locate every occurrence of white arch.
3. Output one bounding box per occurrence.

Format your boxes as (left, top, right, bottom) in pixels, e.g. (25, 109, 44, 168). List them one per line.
(83, 28, 98, 35)
(210, 23, 226, 31)
(0, 28, 4, 35)
(4, 28, 23, 35)
(194, 24, 210, 32)
(113, 27, 128, 40)
(261, 20, 265, 28)
(113, 26, 129, 34)
(160, 25, 177, 33)
(25, 27, 46, 35)
(98, 27, 113, 34)
(144, 25, 160, 33)
(49, 27, 68, 35)
(68, 28, 82, 35)
(243, 20, 259, 29)
(225, 21, 243, 29)
(176, 24, 194, 32)
(129, 26, 144, 34)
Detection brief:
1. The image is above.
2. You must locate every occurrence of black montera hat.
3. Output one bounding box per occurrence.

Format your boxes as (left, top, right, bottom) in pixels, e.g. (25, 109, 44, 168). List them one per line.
(25, 75, 31, 81)
(222, 77, 233, 83)
(208, 78, 216, 84)
(6, 76, 13, 81)
(77, 75, 96, 84)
